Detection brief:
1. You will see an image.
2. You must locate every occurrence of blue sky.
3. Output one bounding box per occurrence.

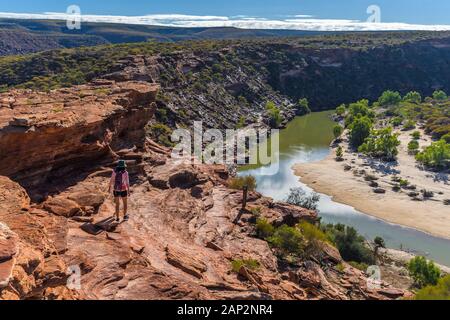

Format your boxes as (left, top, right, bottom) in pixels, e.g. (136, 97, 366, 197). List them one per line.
(1, 0, 450, 30)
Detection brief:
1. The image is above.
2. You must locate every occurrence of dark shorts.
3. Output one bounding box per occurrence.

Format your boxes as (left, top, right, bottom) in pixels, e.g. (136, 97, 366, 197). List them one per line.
(114, 190, 128, 198)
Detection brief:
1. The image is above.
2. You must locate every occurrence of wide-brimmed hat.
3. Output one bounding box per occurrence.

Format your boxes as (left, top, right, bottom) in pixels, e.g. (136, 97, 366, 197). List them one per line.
(117, 160, 127, 169)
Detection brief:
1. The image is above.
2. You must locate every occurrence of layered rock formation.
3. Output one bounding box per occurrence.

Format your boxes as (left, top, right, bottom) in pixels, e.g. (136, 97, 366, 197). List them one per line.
(0, 80, 407, 300)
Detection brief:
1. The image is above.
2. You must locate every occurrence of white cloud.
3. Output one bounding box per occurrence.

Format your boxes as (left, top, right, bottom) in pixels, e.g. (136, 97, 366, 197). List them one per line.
(1, 11, 450, 31)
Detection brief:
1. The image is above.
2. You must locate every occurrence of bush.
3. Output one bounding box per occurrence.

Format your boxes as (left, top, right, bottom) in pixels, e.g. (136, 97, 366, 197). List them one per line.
(349, 116, 373, 148)
(432, 90, 448, 101)
(415, 140, 450, 169)
(403, 91, 422, 103)
(146, 123, 173, 147)
(297, 221, 329, 243)
(442, 133, 450, 143)
(336, 146, 344, 160)
(411, 131, 421, 140)
(378, 90, 402, 106)
(408, 140, 420, 154)
(256, 218, 275, 239)
(231, 259, 260, 273)
(266, 101, 282, 127)
(408, 256, 441, 288)
(229, 175, 257, 191)
(296, 98, 311, 115)
(285, 187, 320, 210)
(335, 104, 346, 116)
(349, 261, 369, 271)
(403, 120, 416, 131)
(374, 236, 386, 249)
(267, 225, 305, 258)
(322, 224, 375, 265)
(414, 275, 450, 300)
(391, 116, 403, 127)
(358, 127, 400, 161)
(333, 124, 344, 139)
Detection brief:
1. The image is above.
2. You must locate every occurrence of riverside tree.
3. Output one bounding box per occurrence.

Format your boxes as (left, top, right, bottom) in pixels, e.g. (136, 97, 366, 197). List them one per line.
(358, 127, 400, 161)
(349, 116, 373, 148)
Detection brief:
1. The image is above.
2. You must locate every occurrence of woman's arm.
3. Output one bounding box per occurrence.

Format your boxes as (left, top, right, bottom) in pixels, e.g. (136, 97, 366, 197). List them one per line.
(108, 171, 116, 193)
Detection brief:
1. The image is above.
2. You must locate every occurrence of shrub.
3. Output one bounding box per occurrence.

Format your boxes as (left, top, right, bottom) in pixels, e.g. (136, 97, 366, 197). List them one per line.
(333, 124, 344, 139)
(432, 90, 448, 101)
(378, 90, 402, 106)
(349, 261, 369, 271)
(408, 140, 420, 154)
(266, 101, 282, 127)
(349, 116, 373, 148)
(403, 120, 416, 131)
(267, 225, 305, 258)
(411, 131, 421, 140)
(442, 133, 450, 143)
(414, 275, 450, 300)
(229, 175, 257, 191)
(374, 236, 386, 249)
(403, 91, 422, 103)
(391, 116, 403, 127)
(146, 123, 173, 147)
(322, 224, 375, 265)
(408, 256, 441, 288)
(255, 218, 275, 239)
(296, 98, 311, 115)
(336, 146, 344, 160)
(335, 104, 346, 116)
(231, 259, 260, 273)
(415, 140, 450, 169)
(285, 187, 320, 210)
(297, 221, 329, 243)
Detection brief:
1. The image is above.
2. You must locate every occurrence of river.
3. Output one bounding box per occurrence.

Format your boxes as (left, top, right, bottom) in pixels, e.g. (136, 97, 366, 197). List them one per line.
(239, 111, 450, 267)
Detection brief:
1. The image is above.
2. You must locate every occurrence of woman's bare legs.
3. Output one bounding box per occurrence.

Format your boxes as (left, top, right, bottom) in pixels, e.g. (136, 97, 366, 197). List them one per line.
(122, 196, 128, 217)
(114, 197, 120, 220)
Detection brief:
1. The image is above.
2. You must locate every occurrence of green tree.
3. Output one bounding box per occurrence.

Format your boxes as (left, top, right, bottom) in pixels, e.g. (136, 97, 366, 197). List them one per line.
(335, 104, 346, 116)
(349, 116, 372, 148)
(266, 101, 282, 127)
(414, 275, 450, 300)
(432, 90, 448, 101)
(333, 124, 344, 140)
(403, 91, 422, 103)
(408, 256, 441, 288)
(296, 98, 311, 115)
(378, 90, 402, 106)
(358, 127, 400, 160)
(415, 139, 450, 169)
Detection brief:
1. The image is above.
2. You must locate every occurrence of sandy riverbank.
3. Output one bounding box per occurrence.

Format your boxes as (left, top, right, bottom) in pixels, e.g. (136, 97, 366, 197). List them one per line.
(293, 129, 450, 240)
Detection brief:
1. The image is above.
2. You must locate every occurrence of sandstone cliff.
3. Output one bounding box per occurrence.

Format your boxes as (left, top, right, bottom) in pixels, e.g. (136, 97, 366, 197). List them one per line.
(0, 80, 406, 300)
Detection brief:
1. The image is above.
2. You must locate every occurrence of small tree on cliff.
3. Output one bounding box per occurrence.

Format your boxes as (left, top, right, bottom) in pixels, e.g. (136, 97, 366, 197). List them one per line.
(229, 175, 257, 211)
(296, 98, 311, 115)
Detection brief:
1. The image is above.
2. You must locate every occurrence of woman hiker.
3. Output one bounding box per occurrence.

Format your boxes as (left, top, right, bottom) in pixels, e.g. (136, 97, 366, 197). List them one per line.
(108, 160, 130, 222)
